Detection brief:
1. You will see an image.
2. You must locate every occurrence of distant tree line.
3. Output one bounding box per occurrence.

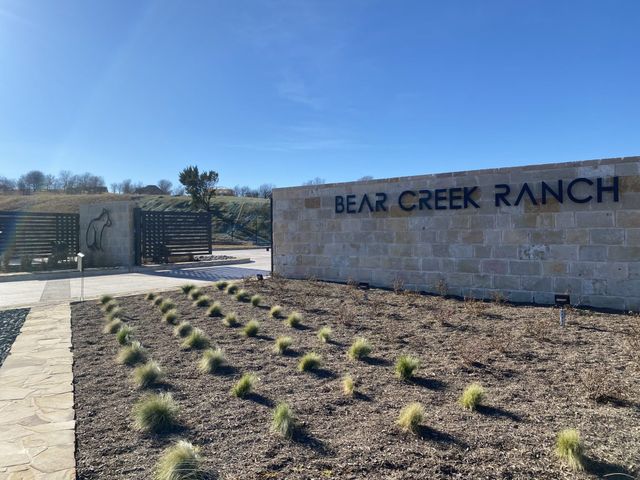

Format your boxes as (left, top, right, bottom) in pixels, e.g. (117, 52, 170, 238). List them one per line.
(233, 183, 275, 199)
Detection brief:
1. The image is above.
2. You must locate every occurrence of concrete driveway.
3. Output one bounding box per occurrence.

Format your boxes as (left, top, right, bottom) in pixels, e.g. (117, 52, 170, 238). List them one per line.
(0, 248, 271, 309)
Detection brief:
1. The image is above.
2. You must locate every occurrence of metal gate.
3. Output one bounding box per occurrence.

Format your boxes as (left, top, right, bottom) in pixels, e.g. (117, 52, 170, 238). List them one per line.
(0, 211, 79, 264)
(134, 209, 212, 264)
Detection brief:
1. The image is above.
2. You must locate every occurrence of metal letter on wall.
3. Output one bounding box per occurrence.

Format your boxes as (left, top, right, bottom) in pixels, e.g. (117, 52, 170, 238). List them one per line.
(86, 208, 112, 251)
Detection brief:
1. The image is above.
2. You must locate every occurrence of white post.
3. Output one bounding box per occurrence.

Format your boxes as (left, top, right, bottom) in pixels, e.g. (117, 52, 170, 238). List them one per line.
(77, 252, 85, 301)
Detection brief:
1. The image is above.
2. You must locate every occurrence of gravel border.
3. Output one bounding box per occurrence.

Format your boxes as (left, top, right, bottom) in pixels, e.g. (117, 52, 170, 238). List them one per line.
(0, 308, 30, 367)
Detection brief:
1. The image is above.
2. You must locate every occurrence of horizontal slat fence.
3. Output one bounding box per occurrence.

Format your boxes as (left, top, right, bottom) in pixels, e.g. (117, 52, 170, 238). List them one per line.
(0, 211, 79, 259)
(135, 209, 212, 264)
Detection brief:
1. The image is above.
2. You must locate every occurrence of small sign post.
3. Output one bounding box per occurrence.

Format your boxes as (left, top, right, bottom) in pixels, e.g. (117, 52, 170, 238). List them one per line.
(554, 294, 570, 327)
(77, 252, 85, 301)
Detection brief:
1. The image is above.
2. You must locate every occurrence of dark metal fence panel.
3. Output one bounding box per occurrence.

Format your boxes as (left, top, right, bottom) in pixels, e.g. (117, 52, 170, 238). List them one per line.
(135, 209, 212, 264)
(0, 211, 79, 258)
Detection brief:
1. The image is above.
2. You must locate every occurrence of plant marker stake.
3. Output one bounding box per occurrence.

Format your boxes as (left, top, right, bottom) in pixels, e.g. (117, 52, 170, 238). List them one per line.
(559, 307, 566, 327)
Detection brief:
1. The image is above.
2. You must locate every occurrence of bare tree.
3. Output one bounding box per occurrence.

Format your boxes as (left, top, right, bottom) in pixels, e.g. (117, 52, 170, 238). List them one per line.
(157, 179, 173, 195)
(0, 177, 16, 193)
(302, 177, 326, 186)
(58, 170, 75, 192)
(258, 183, 275, 199)
(358, 175, 374, 181)
(172, 186, 185, 196)
(19, 170, 46, 193)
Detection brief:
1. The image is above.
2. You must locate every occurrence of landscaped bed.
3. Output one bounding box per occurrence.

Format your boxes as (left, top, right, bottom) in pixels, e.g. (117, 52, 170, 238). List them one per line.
(71, 279, 640, 479)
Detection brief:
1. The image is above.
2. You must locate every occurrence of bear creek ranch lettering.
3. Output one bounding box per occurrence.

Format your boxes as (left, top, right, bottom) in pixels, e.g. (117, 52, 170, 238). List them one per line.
(334, 176, 620, 214)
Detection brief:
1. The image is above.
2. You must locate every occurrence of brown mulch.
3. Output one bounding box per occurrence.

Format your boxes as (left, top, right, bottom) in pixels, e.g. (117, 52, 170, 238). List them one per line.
(71, 278, 640, 479)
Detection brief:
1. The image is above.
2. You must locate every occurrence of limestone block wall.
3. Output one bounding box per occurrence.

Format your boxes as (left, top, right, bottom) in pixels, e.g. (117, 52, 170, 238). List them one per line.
(272, 157, 640, 311)
(79, 201, 135, 268)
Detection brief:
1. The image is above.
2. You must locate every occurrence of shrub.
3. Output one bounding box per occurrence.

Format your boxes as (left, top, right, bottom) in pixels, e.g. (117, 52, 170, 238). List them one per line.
(298, 352, 322, 372)
(180, 284, 196, 294)
(223, 313, 239, 327)
(106, 308, 123, 321)
(188, 288, 202, 300)
(348, 337, 372, 360)
(395, 355, 420, 380)
(193, 295, 210, 307)
(99, 294, 113, 305)
(342, 375, 355, 396)
(198, 348, 225, 373)
(285, 312, 302, 328)
(207, 302, 222, 317)
(154, 440, 204, 480)
(215, 280, 228, 290)
(116, 325, 133, 345)
(231, 373, 256, 398)
(163, 310, 179, 325)
(103, 318, 123, 334)
(459, 383, 484, 411)
(250, 295, 262, 307)
(317, 326, 332, 343)
(102, 300, 119, 313)
(555, 429, 584, 471)
(174, 321, 193, 338)
(153, 295, 164, 306)
(133, 360, 164, 388)
(273, 336, 293, 355)
(225, 283, 239, 295)
(145, 292, 156, 301)
(243, 320, 260, 337)
(271, 403, 295, 438)
(181, 328, 210, 350)
(270, 305, 283, 318)
(235, 289, 251, 302)
(159, 299, 176, 314)
(117, 341, 147, 366)
(132, 392, 179, 433)
(397, 402, 424, 434)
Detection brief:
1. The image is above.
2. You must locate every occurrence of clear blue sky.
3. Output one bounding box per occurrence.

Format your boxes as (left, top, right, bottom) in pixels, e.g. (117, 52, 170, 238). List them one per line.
(1, 0, 639, 189)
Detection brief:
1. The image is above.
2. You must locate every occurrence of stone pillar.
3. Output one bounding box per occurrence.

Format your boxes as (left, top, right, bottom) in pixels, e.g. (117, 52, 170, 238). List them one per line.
(79, 201, 135, 268)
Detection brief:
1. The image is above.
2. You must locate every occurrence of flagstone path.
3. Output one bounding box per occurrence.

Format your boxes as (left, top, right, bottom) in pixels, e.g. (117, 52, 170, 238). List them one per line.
(0, 303, 75, 479)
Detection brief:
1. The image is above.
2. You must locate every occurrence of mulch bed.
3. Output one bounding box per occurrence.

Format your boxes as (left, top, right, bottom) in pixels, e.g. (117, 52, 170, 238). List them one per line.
(71, 279, 640, 479)
(0, 307, 29, 367)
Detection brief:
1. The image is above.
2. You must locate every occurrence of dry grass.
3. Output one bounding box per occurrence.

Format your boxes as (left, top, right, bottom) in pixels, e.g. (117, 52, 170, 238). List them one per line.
(342, 375, 355, 396)
(395, 355, 420, 380)
(459, 383, 485, 411)
(223, 312, 239, 327)
(273, 336, 293, 355)
(348, 337, 372, 360)
(555, 429, 584, 471)
(269, 305, 283, 318)
(103, 318, 123, 334)
(181, 328, 210, 350)
(132, 392, 179, 433)
(173, 321, 193, 338)
(154, 440, 204, 480)
(133, 360, 164, 388)
(117, 341, 147, 366)
(198, 348, 225, 374)
(317, 326, 332, 343)
(298, 352, 322, 372)
(285, 312, 302, 328)
(397, 402, 424, 434)
(243, 320, 260, 337)
(207, 302, 222, 317)
(271, 403, 295, 439)
(231, 373, 256, 398)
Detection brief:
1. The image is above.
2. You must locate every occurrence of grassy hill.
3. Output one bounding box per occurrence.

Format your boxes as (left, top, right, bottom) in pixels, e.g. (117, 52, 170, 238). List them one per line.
(0, 193, 271, 245)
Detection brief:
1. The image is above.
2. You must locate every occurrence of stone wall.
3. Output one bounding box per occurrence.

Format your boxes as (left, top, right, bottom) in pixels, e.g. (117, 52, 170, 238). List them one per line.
(272, 156, 640, 311)
(79, 201, 135, 268)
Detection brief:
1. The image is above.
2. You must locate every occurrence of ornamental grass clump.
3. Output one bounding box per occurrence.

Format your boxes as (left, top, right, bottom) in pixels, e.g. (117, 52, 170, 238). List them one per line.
(188, 288, 202, 300)
(181, 328, 210, 350)
(235, 289, 251, 302)
(163, 310, 179, 325)
(231, 373, 256, 398)
(286, 312, 302, 328)
(193, 295, 210, 307)
(298, 352, 322, 372)
(250, 294, 262, 307)
(198, 348, 225, 374)
(342, 375, 355, 396)
(133, 360, 164, 388)
(117, 341, 147, 366)
(102, 300, 119, 313)
(273, 336, 293, 355)
(145, 292, 156, 301)
(103, 318, 123, 334)
(397, 402, 425, 434)
(153, 295, 164, 306)
(106, 308, 123, 322)
(395, 355, 420, 381)
(225, 283, 239, 295)
(243, 320, 260, 337)
(459, 382, 485, 411)
(180, 284, 196, 294)
(271, 403, 296, 439)
(270, 305, 283, 318)
(116, 325, 133, 345)
(154, 440, 204, 480)
(133, 392, 179, 433)
(215, 280, 228, 290)
(100, 294, 113, 305)
(159, 299, 176, 314)
(223, 312, 239, 327)
(348, 337, 372, 360)
(555, 429, 584, 471)
(207, 302, 222, 317)
(174, 321, 193, 338)
(317, 326, 332, 343)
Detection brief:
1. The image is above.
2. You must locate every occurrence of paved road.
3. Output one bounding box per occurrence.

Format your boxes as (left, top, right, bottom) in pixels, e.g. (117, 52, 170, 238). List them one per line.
(0, 248, 271, 309)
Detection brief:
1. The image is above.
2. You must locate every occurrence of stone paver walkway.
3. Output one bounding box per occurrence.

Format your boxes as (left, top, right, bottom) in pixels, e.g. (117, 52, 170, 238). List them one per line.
(0, 303, 75, 480)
